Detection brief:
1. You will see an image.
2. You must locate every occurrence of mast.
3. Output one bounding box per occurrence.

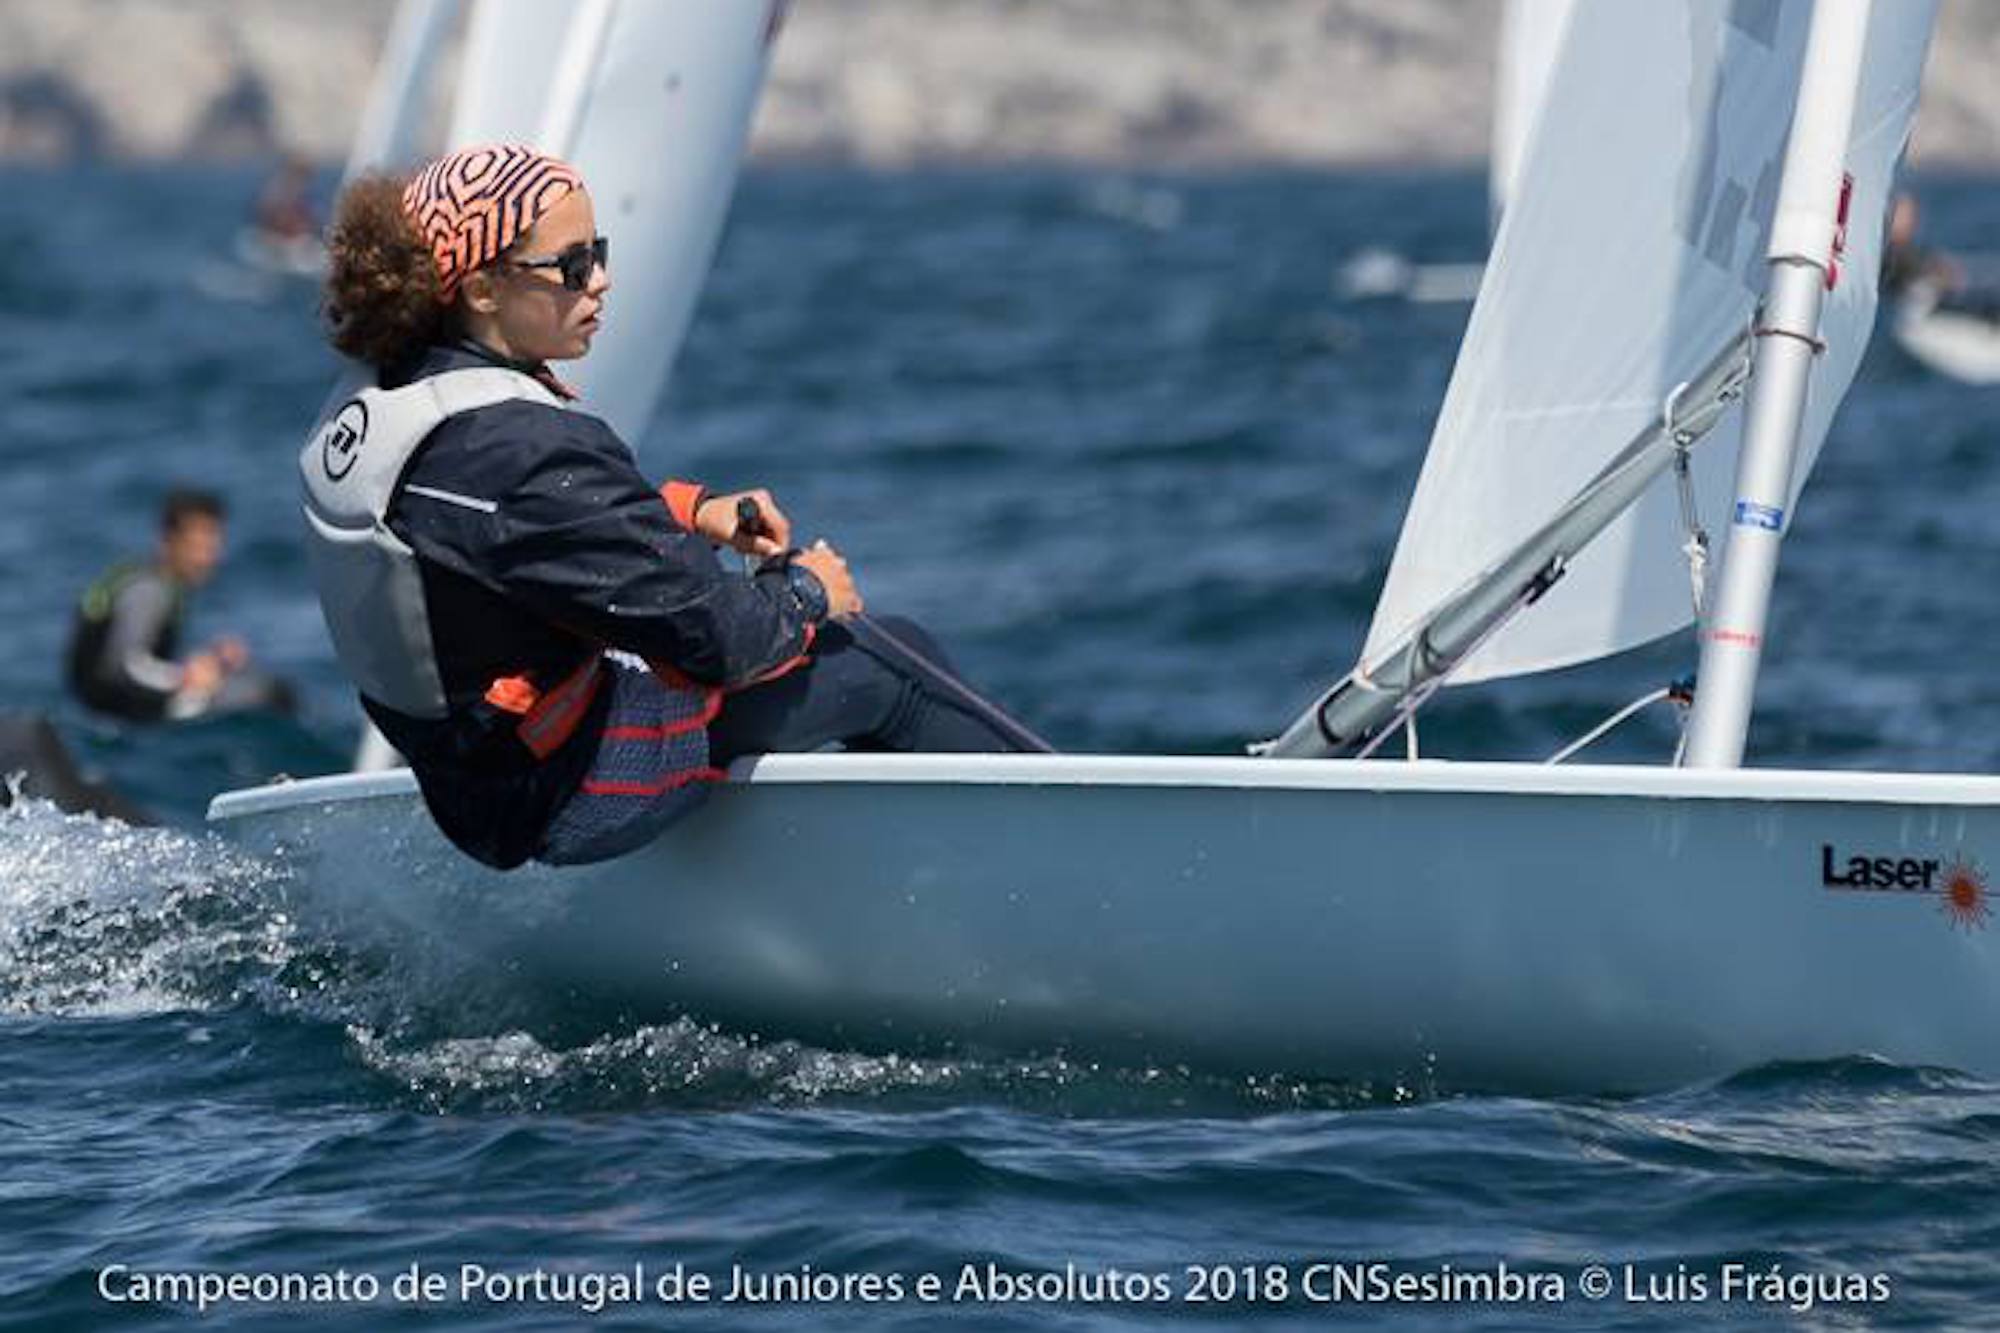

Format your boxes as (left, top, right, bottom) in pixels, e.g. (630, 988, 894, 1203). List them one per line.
(1681, 0, 1873, 768)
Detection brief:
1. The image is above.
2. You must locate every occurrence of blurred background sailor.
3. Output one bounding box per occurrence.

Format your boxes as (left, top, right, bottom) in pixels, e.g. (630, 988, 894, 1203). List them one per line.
(66, 488, 295, 723)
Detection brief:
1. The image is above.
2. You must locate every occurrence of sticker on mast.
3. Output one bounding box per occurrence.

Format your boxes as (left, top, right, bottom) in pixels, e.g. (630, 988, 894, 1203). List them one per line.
(1820, 845, 1991, 931)
(1732, 500, 1784, 531)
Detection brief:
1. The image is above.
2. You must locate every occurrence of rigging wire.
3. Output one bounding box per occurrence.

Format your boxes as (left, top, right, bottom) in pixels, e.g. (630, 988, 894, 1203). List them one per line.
(1545, 687, 1670, 764)
(1546, 676, 1697, 766)
(1663, 378, 1714, 620)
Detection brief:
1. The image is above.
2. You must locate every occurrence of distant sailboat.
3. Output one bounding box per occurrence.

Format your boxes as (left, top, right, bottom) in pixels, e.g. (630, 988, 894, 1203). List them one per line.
(1894, 291, 2000, 383)
(1876, 191, 2000, 383)
(215, 1, 2000, 1094)
(336, 0, 781, 450)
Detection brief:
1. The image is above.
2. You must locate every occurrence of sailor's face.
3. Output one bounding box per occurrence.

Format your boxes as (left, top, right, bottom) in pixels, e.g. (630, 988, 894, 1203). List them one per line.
(490, 188, 609, 363)
(164, 516, 224, 586)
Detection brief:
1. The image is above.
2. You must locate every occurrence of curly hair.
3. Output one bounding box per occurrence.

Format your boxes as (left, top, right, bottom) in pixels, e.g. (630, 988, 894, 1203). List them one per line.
(322, 174, 445, 369)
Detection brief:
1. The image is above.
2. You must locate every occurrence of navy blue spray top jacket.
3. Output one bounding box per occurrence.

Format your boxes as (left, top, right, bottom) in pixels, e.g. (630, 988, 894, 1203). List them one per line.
(363, 341, 817, 868)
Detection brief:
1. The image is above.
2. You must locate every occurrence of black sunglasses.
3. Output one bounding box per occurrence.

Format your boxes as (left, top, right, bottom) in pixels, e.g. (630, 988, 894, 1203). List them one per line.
(503, 235, 608, 292)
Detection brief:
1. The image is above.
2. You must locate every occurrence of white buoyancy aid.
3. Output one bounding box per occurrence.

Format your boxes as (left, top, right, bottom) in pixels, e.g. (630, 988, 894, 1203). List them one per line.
(299, 367, 560, 717)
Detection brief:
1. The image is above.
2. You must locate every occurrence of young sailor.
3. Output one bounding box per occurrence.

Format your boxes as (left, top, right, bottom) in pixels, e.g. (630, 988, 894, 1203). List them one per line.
(311, 143, 1038, 869)
(67, 489, 294, 724)
(1880, 193, 1964, 302)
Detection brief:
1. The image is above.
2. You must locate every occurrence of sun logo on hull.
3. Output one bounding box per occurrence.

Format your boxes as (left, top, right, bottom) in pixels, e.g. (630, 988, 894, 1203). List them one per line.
(1941, 858, 1991, 932)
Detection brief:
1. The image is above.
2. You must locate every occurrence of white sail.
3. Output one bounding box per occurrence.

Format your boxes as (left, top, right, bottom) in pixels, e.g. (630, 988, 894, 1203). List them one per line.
(1489, 0, 1573, 229)
(1362, 0, 1934, 685)
(444, 0, 568, 147)
(446, 0, 783, 447)
(344, 0, 461, 184)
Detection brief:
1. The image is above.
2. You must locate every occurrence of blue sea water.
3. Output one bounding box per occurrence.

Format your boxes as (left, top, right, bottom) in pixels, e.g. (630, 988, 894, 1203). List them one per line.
(4, 165, 2000, 1330)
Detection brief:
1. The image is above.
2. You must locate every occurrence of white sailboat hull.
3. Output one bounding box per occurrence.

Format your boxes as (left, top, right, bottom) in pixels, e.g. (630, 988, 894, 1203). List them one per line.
(208, 756, 2000, 1092)
(1893, 293, 2000, 385)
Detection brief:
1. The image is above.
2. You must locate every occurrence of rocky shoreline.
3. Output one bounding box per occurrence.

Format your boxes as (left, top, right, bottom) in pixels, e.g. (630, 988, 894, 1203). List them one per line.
(3, 0, 1996, 168)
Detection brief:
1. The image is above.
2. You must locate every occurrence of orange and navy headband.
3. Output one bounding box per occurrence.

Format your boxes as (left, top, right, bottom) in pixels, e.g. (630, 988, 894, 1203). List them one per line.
(401, 143, 584, 302)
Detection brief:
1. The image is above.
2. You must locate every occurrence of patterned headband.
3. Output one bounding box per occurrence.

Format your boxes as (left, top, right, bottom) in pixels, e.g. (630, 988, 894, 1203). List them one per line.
(401, 143, 584, 302)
